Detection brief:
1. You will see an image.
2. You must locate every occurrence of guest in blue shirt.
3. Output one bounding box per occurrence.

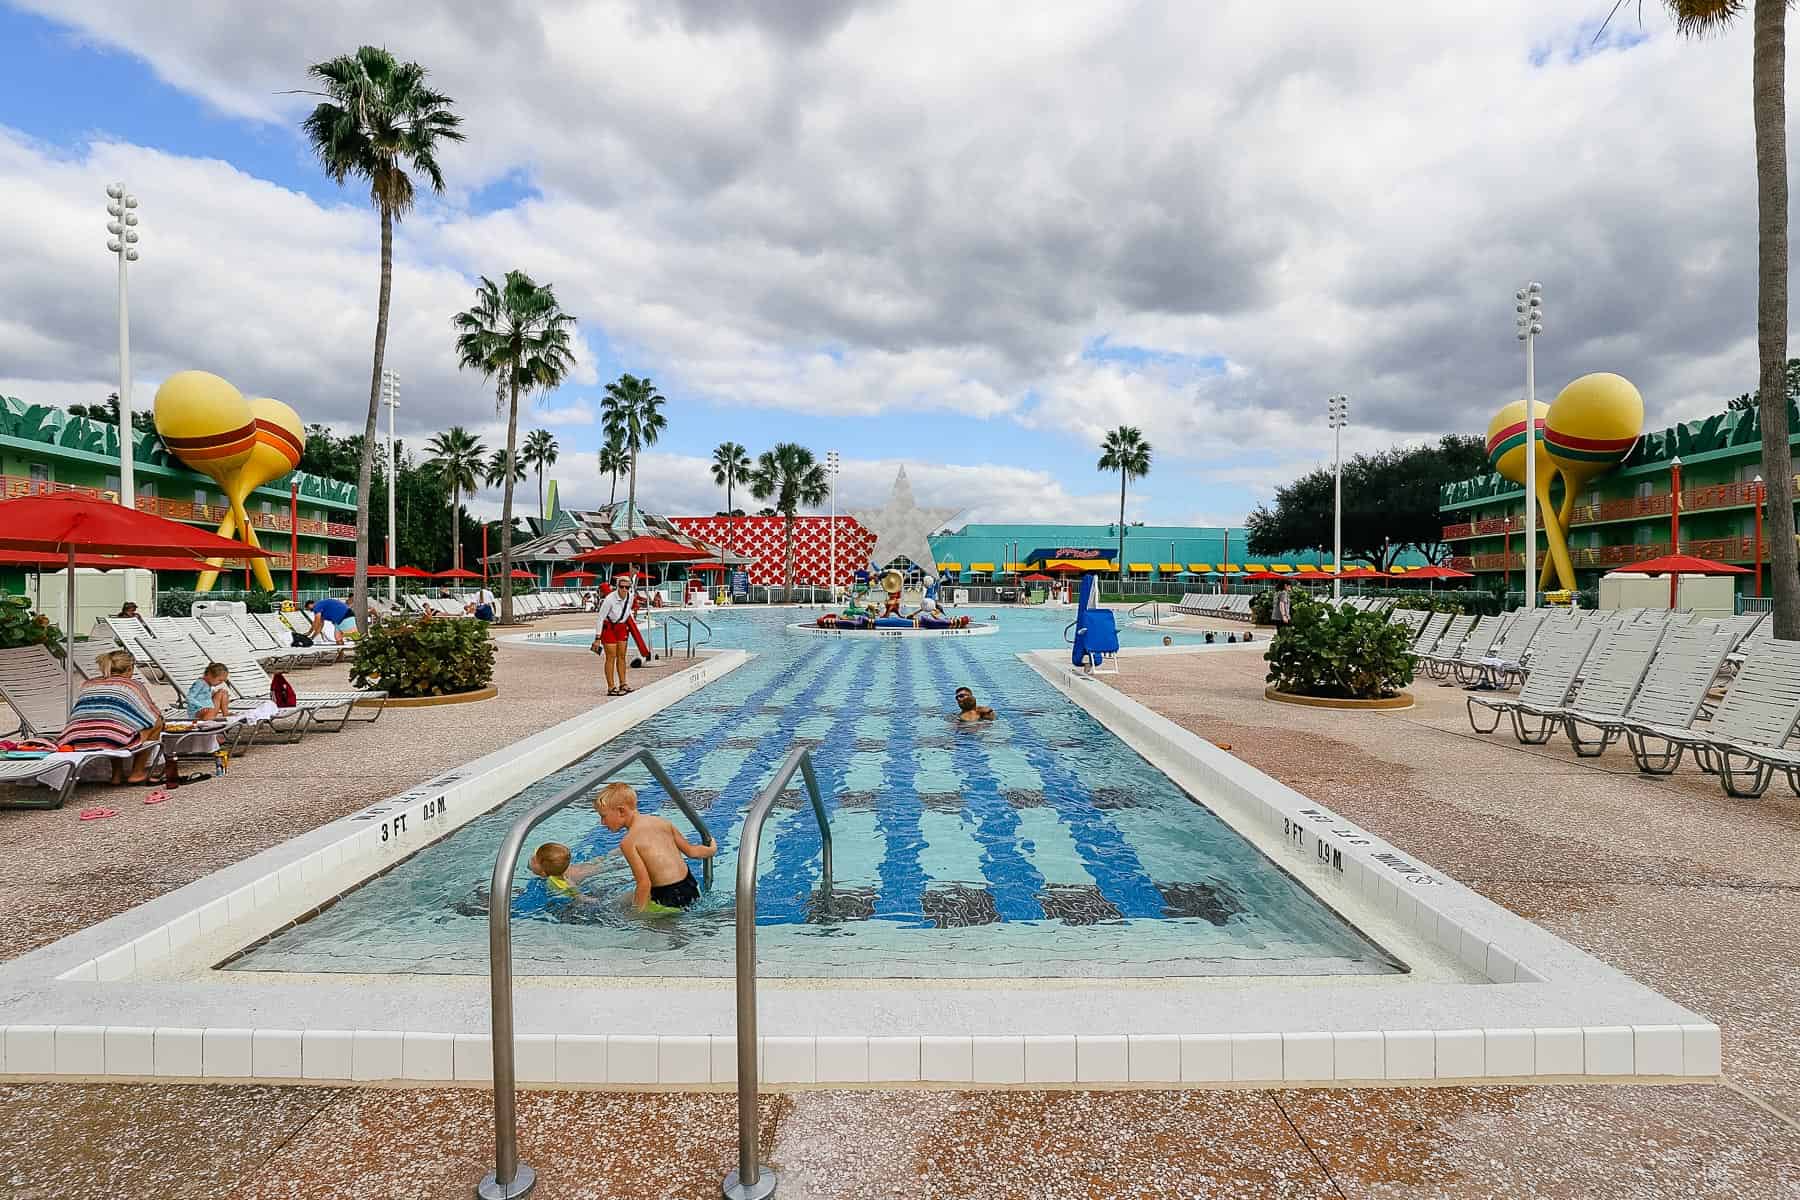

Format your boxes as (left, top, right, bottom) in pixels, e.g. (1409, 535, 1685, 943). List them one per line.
(303, 596, 357, 644)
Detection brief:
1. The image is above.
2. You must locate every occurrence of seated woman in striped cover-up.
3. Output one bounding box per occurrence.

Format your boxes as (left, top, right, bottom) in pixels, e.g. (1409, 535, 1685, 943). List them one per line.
(58, 649, 164, 784)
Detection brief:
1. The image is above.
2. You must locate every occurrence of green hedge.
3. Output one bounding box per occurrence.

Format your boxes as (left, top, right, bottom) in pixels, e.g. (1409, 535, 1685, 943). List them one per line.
(1265, 596, 1415, 700)
(1381, 587, 1506, 617)
(157, 589, 276, 616)
(0, 595, 65, 657)
(350, 614, 494, 697)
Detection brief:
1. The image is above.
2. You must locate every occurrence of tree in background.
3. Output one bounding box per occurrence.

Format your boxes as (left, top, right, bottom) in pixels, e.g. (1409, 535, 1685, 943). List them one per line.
(483, 447, 526, 490)
(711, 441, 751, 560)
(68, 393, 155, 435)
(1246, 434, 1488, 569)
(301, 45, 462, 627)
(451, 270, 577, 622)
(426, 427, 486, 571)
(597, 433, 630, 507)
(600, 374, 667, 532)
(1729, 356, 1800, 410)
(521, 429, 559, 520)
(749, 443, 829, 594)
(1097, 426, 1152, 584)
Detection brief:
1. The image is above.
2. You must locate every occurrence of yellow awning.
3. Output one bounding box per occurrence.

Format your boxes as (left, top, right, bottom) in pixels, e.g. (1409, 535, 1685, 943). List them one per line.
(971, 562, 995, 571)
(1245, 563, 1267, 572)
(1220, 564, 1240, 573)
(1004, 562, 1027, 571)
(1188, 562, 1212, 573)
(1388, 565, 1408, 574)
(1047, 559, 1112, 571)
(1270, 564, 1294, 573)
(1157, 562, 1181, 572)
(936, 562, 961, 571)
(1295, 564, 1319, 573)
(1128, 562, 1153, 572)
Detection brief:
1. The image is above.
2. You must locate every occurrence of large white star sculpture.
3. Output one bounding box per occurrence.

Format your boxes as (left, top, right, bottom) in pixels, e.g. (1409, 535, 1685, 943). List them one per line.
(849, 465, 961, 577)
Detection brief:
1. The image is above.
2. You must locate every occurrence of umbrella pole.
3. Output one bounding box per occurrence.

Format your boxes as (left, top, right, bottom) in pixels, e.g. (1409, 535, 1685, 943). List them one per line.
(65, 546, 77, 715)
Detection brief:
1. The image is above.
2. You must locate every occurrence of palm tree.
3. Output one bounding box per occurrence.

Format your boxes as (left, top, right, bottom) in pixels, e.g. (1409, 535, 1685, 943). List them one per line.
(521, 429, 559, 520)
(1597, 0, 1797, 635)
(749, 443, 829, 594)
(301, 46, 461, 624)
(711, 441, 751, 560)
(597, 433, 630, 507)
(452, 271, 578, 622)
(600, 374, 667, 532)
(483, 447, 526, 490)
(427, 427, 485, 571)
(1098, 426, 1152, 586)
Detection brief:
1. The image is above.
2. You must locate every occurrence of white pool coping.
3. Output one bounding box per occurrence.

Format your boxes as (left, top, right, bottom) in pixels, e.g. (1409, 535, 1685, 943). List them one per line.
(0, 639, 1717, 1091)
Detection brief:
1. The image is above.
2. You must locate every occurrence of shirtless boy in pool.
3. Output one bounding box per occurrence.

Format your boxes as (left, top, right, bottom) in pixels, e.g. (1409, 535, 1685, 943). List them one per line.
(594, 781, 716, 910)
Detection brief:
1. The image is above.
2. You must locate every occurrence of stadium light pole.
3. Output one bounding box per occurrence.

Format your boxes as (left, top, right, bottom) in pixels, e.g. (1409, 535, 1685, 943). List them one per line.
(826, 449, 840, 602)
(382, 370, 400, 602)
(106, 183, 141, 601)
(1516, 281, 1544, 609)
(1327, 395, 1348, 600)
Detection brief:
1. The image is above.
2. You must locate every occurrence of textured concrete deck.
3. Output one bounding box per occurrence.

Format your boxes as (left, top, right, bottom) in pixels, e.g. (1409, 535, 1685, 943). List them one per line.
(3, 632, 1799, 1198)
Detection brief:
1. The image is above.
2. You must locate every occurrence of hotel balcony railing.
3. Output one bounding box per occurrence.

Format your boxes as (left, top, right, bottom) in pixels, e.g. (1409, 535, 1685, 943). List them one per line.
(1443, 474, 1800, 543)
(1, 473, 356, 539)
(1454, 535, 1755, 573)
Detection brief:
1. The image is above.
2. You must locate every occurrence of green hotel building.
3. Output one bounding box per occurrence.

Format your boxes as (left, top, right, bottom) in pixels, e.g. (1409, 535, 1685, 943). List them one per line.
(0, 396, 359, 589)
(1439, 400, 1800, 599)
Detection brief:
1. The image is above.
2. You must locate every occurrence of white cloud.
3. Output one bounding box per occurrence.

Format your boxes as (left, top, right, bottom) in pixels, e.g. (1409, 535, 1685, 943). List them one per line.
(3, 0, 1781, 484)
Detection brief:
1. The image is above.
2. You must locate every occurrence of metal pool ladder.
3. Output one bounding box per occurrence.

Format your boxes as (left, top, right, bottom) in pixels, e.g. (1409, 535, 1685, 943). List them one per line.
(478, 746, 716, 1200)
(656, 611, 712, 659)
(724, 743, 833, 1200)
(477, 742, 834, 1200)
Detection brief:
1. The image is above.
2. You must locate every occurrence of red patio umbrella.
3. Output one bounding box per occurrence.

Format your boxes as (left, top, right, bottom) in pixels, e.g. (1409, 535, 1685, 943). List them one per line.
(1400, 564, 1474, 581)
(0, 549, 205, 573)
(435, 567, 482, 580)
(508, 569, 535, 581)
(568, 536, 707, 564)
(1242, 570, 1285, 582)
(1333, 565, 1387, 580)
(0, 493, 272, 706)
(1021, 572, 1055, 584)
(1610, 554, 1749, 576)
(395, 565, 433, 578)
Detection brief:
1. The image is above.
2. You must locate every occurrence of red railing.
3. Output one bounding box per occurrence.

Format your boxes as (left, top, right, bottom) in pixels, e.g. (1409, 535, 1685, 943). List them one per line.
(1445, 474, 1800, 543)
(1462, 536, 1756, 572)
(0, 474, 355, 539)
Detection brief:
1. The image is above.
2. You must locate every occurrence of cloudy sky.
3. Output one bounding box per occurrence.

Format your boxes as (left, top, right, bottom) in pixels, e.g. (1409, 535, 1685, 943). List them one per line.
(0, 1, 1773, 525)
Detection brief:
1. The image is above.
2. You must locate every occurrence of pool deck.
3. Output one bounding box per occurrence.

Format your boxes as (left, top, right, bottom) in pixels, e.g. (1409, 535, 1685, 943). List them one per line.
(3, 614, 1799, 1197)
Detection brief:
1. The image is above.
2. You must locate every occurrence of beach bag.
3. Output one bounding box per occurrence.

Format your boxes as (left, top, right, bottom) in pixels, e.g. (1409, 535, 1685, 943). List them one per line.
(290, 631, 314, 647)
(270, 672, 298, 708)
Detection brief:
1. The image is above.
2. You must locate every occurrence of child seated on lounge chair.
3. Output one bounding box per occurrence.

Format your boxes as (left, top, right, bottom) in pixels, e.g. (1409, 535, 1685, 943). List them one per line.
(185, 662, 231, 721)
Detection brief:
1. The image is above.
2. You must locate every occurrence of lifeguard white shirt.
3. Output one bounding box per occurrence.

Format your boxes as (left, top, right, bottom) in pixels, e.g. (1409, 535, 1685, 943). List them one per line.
(595, 592, 631, 631)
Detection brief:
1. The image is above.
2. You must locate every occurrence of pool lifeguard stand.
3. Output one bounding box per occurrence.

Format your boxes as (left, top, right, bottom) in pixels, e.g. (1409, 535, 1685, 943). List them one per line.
(1072, 575, 1119, 674)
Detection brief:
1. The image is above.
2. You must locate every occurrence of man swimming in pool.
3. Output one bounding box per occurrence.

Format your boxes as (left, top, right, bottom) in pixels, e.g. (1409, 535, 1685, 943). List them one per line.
(953, 686, 996, 723)
(594, 781, 715, 910)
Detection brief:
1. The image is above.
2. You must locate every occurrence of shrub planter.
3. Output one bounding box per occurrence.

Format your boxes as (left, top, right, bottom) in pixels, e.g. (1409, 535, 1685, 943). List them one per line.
(351, 615, 496, 699)
(1264, 685, 1414, 711)
(358, 685, 497, 709)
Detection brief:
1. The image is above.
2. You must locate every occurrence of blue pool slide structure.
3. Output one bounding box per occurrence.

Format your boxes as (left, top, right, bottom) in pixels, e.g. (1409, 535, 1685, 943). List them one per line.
(1071, 575, 1119, 670)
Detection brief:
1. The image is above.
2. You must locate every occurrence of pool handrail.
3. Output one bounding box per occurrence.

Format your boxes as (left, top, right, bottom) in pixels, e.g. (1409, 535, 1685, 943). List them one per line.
(480, 745, 716, 1200)
(725, 742, 834, 1200)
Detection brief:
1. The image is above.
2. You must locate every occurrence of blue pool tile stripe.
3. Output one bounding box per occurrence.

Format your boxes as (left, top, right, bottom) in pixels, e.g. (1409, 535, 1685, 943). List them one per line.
(753, 636, 886, 922)
(871, 643, 931, 925)
(921, 642, 1047, 919)
(952, 646, 1166, 919)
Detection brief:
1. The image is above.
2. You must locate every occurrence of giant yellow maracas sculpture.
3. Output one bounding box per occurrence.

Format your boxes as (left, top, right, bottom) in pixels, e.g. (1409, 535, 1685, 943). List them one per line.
(193, 396, 305, 592)
(1540, 372, 1645, 592)
(153, 371, 274, 592)
(1486, 397, 1577, 593)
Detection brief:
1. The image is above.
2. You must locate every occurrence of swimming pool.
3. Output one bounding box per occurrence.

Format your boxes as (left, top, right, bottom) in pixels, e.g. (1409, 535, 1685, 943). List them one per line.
(228, 608, 1401, 980)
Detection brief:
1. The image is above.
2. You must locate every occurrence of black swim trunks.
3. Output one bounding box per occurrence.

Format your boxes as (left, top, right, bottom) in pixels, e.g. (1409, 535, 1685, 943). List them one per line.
(649, 871, 701, 909)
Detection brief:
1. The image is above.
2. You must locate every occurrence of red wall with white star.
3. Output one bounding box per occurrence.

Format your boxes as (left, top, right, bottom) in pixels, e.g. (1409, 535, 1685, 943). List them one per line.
(668, 515, 876, 586)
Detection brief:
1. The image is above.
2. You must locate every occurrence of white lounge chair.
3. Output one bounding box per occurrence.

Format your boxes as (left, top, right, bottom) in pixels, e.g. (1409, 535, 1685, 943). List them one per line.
(1466, 621, 1603, 741)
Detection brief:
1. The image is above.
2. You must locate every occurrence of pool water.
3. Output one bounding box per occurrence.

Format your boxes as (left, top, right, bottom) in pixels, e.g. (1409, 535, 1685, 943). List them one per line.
(229, 608, 1402, 979)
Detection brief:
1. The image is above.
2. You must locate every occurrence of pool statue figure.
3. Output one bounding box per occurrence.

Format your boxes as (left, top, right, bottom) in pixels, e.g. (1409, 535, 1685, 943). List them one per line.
(878, 568, 905, 617)
(1071, 574, 1119, 672)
